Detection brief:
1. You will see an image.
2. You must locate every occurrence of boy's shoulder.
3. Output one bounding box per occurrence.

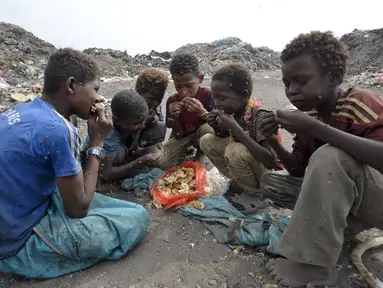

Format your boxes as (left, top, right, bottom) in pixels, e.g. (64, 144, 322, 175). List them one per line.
(197, 86, 212, 98)
(335, 88, 383, 123)
(167, 92, 180, 104)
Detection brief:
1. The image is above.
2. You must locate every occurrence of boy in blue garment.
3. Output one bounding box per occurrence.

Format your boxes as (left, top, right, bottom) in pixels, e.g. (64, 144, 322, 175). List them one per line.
(0, 48, 149, 278)
(82, 89, 164, 182)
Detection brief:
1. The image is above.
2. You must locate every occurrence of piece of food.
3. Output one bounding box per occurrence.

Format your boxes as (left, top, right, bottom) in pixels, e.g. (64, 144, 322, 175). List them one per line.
(156, 167, 197, 196)
(91, 102, 106, 113)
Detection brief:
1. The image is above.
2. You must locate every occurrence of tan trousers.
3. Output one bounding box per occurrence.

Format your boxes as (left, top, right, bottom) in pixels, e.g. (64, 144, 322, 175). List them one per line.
(260, 144, 383, 267)
(159, 123, 214, 170)
(199, 134, 268, 195)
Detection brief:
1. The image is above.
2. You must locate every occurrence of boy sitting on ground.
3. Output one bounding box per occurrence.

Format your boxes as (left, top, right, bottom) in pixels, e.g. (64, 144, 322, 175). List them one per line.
(158, 53, 214, 169)
(0, 49, 149, 278)
(83, 89, 163, 182)
(259, 31, 383, 287)
(199, 63, 283, 205)
(135, 67, 169, 147)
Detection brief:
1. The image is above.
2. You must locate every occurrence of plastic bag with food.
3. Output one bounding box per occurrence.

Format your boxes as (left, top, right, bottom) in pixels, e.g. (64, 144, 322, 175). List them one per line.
(205, 167, 230, 196)
(150, 161, 207, 210)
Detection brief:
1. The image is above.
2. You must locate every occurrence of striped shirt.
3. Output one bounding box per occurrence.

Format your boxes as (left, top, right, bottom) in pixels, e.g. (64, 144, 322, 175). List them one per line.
(292, 88, 383, 168)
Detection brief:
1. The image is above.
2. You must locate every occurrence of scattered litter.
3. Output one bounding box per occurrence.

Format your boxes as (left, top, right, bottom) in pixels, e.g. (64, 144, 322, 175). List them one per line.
(232, 245, 244, 256)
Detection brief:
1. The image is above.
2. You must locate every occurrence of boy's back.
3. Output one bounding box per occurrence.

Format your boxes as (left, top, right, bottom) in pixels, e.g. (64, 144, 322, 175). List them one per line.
(0, 98, 81, 258)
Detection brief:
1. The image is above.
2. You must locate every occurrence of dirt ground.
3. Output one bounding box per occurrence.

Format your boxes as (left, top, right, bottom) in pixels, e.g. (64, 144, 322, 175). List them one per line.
(1, 70, 383, 288)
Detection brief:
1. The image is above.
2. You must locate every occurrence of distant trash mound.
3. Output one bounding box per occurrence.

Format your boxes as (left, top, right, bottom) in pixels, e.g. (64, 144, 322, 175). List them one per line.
(0, 22, 55, 85)
(1, 21, 382, 90)
(174, 37, 281, 76)
(341, 28, 383, 76)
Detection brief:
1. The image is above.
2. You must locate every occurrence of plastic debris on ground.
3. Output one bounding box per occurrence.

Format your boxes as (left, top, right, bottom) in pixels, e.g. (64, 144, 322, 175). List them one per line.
(179, 195, 290, 255)
(121, 168, 163, 192)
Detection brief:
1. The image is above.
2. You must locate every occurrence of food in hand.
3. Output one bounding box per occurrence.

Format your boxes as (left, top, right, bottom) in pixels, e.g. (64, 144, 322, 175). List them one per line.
(91, 102, 106, 113)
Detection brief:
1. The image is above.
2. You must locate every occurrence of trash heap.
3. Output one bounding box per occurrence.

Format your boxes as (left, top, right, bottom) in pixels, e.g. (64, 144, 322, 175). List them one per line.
(174, 37, 281, 76)
(0, 22, 55, 86)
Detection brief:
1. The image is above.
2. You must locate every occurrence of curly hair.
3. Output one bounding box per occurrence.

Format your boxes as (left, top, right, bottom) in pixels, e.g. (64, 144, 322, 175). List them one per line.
(212, 63, 253, 96)
(43, 48, 100, 94)
(135, 68, 169, 95)
(169, 53, 200, 77)
(111, 89, 148, 120)
(281, 31, 348, 82)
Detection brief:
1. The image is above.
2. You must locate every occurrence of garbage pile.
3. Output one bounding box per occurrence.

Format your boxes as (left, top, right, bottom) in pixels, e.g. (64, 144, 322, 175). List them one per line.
(1, 21, 383, 93)
(341, 28, 383, 76)
(0, 81, 41, 113)
(344, 72, 383, 89)
(83, 48, 171, 79)
(0, 22, 55, 86)
(174, 37, 281, 76)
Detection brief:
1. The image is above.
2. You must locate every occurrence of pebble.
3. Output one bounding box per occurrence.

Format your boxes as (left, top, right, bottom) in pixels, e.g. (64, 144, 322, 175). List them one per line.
(208, 279, 218, 286)
(218, 282, 228, 288)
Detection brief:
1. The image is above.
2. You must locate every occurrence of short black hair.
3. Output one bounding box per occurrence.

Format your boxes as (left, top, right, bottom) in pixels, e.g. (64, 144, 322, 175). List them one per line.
(135, 68, 169, 95)
(169, 53, 200, 77)
(111, 89, 148, 119)
(281, 31, 348, 82)
(212, 63, 253, 95)
(43, 48, 100, 94)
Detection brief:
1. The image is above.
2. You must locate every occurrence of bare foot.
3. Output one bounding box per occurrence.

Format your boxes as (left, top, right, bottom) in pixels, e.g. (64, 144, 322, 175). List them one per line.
(266, 258, 337, 287)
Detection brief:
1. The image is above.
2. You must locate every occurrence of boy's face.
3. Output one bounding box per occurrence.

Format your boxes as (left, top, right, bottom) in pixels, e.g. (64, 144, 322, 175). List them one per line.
(282, 55, 331, 112)
(68, 78, 101, 119)
(142, 85, 165, 109)
(114, 110, 147, 133)
(211, 80, 248, 115)
(172, 73, 203, 100)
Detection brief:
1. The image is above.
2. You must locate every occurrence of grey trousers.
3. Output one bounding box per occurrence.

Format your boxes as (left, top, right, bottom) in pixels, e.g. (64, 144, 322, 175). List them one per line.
(260, 144, 383, 267)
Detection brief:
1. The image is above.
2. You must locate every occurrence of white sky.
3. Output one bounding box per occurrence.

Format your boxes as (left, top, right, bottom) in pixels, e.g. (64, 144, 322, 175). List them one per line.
(1, 0, 382, 55)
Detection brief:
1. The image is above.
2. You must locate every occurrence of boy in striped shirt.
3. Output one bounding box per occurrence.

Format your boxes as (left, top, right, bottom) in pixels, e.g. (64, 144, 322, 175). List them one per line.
(259, 31, 383, 287)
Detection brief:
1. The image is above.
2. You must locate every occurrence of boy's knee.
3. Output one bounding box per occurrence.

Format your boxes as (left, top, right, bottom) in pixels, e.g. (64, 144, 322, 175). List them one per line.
(198, 123, 214, 136)
(134, 205, 150, 232)
(309, 144, 356, 169)
(224, 142, 252, 164)
(199, 133, 216, 153)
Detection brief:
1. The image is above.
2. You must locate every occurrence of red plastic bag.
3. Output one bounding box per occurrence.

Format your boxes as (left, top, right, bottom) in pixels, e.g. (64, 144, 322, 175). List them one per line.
(150, 161, 207, 210)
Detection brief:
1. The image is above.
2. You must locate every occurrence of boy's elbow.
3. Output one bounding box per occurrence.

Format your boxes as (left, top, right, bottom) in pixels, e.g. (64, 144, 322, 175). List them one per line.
(264, 154, 277, 170)
(65, 207, 89, 219)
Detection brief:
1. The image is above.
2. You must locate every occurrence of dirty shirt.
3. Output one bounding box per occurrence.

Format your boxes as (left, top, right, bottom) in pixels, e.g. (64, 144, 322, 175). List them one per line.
(165, 86, 213, 136)
(293, 88, 383, 168)
(0, 98, 81, 259)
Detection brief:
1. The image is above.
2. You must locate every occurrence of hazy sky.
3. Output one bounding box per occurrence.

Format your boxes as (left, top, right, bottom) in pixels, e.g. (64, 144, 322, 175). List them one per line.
(1, 0, 382, 55)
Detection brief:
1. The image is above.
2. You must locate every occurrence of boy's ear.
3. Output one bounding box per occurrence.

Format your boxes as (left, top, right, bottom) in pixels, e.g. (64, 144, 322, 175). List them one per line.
(199, 74, 204, 83)
(329, 68, 344, 87)
(66, 77, 76, 95)
(240, 89, 250, 101)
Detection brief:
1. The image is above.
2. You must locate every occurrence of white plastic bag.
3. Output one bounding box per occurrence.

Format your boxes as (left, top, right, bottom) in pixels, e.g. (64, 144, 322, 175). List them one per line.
(205, 167, 230, 195)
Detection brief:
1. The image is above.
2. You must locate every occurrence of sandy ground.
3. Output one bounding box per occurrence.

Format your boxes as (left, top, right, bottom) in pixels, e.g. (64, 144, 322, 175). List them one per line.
(1, 70, 383, 288)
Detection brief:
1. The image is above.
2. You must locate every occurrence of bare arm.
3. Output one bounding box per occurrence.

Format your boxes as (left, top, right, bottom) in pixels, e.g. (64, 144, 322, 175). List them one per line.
(310, 121, 383, 173)
(57, 138, 104, 218)
(57, 108, 113, 218)
(231, 125, 277, 169)
(268, 137, 306, 177)
(99, 156, 144, 182)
